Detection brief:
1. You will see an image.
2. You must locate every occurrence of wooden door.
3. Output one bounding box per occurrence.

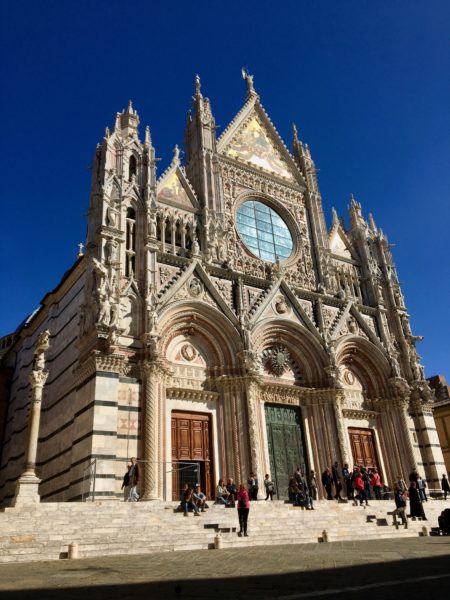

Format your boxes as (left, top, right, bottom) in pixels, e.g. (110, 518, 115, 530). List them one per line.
(265, 404, 307, 499)
(348, 428, 380, 472)
(171, 412, 213, 501)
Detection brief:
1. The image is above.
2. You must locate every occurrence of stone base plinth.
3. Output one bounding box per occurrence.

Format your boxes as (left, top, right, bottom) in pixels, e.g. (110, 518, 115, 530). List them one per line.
(11, 476, 41, 507)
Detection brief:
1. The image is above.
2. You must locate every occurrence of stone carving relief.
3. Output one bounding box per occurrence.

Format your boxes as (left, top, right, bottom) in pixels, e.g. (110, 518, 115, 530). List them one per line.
(181, 343, 197, 361)
(188, 278, 203, 297)
(274, 296, 288, 314)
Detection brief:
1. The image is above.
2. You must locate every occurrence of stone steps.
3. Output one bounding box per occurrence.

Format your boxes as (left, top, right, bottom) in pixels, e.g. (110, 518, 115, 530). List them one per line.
(1, 499, 446, 563)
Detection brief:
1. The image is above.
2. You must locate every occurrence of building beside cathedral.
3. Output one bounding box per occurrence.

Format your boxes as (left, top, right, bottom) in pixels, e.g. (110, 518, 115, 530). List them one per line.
(0, 74, 445, 505)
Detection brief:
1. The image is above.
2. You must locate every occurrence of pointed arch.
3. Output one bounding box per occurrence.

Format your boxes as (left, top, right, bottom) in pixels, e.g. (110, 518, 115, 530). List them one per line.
(251, 319, 328, 387)
(158, 302, 243, 372)
(335, 336, 391, 397)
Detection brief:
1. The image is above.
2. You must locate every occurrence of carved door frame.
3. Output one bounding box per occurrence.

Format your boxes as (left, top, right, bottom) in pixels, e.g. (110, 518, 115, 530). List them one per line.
(171, 410, 214, 501)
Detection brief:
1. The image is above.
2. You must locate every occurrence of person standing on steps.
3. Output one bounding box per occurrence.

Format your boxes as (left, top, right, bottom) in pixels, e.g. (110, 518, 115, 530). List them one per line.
(441, 474, 450, 500)
(127, 457, 140, 502)
(342, 463, 353, 500)
(321, 467, 333, 500)
(121, 463, 131, 501)
(416, 475, 428, 502)
(332, 461, 343, 501)
(264, 474, 275, 501)
(408, 481, 426, 521)
(392, 483, 408, 529)
(236, 483, 251, 537)
(353, 468, 368, 507)
(370, 468, 382, 500)
(247, 472, 259, 501)
(308, 470, 318, 501)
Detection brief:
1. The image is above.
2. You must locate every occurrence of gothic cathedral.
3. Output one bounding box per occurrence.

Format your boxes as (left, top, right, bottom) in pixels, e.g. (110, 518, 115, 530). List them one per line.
(0, 74, 445, 504)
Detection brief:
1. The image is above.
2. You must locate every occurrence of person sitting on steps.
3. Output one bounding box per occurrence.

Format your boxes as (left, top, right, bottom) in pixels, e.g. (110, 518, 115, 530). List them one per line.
(193, 484, 206, 512)
(182, 484, 200, 516)
(226, 478, 238, 507)
(216, 478, 230, 505)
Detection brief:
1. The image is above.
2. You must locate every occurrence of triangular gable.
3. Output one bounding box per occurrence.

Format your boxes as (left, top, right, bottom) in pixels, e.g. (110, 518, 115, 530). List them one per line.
(217, 99, 306, 187)
(157, 260, 240, 327)
(157, 166, 199, 210)
(329, 226, 358, 261)
(224, 115, 293, 180)
(330, 302, 385, 352)
(249, 279, 322, 343)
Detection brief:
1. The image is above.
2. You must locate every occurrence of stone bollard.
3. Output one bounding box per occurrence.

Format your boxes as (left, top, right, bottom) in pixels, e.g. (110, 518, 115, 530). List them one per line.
(322, 530, 328, 543)
(214, 533, 222, 549)
(421, 526, 428, 537)
(68, 542, 79, 559)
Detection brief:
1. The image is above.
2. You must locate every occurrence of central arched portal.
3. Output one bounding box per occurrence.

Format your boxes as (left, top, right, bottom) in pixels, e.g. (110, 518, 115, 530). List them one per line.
(265, 404, 308, 498)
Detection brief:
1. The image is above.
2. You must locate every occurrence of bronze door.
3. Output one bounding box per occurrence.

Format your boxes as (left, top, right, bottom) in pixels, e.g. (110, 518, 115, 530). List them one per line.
(171, 411, 213, 501)
(348, 428, 380, 473)
(265, 404, 308, 499)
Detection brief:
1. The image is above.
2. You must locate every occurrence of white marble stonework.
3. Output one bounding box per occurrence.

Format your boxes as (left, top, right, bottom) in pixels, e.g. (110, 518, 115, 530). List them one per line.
(0, 77, 445, 506)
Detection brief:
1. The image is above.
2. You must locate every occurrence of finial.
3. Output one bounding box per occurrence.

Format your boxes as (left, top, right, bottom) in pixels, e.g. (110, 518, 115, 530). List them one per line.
(77, 243, 84, 258)
(145, 125, 151, 145)
(332, 207, 338, 225)
(241, 67, 256, 97)
(105, 126, 110, 138)
(368, 212, 377, 231)
(127, 99, 133, 114)
(173, 144, 180, 164)
(195, 74, 201, 97)
(292, 122, 299, 143)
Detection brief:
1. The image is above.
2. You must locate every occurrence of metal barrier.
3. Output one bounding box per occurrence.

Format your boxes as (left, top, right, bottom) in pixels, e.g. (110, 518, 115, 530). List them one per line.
(81, 458, 200, 502)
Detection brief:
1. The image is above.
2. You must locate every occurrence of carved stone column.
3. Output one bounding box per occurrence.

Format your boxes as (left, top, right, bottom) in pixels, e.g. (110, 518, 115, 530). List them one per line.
(333, 392, 349, 466)
(140, 361, 166, 501)
(245, 377, 263, 486)
(13, 331, 50, 507)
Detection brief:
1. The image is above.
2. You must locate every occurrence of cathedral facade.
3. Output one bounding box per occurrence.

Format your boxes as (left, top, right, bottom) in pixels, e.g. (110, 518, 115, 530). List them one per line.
(0, 74, 445, 504)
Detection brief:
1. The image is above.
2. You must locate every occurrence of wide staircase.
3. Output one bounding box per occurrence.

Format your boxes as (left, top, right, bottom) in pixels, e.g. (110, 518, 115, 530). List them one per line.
(0, 499, 448, 563)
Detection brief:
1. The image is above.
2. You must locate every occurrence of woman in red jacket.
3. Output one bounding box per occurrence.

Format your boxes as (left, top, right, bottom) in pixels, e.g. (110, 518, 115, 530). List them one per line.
(236, 483, 251, 537)
(370, 468, 382, 500)
(354, 469, 368, 506)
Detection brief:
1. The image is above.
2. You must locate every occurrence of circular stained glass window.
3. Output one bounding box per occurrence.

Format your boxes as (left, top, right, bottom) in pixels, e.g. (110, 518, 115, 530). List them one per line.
(236, 200, 294, 262)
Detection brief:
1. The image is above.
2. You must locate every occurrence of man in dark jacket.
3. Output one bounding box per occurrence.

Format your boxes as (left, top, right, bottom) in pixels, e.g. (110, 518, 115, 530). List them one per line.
(322, 468, 333, 500)
(127, 457, 140, 502)
(332, 461, 343, 500)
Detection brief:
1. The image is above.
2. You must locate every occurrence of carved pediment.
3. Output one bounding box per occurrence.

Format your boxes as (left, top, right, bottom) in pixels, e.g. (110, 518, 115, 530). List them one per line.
(224, 116, 294, 180)
(157, 167, 199, 210)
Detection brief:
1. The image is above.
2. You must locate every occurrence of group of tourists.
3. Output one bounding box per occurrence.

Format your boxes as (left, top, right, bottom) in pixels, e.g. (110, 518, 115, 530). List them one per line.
(320, 462, 386, 504)
(123, 456, 449, 536)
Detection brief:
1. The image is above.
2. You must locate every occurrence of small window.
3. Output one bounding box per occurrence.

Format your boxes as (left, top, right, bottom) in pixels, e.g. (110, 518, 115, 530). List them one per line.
(129, 155, 137, 181)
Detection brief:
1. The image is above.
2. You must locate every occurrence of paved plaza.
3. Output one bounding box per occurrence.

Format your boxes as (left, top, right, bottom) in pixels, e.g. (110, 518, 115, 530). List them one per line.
(1, 536, 449, 599)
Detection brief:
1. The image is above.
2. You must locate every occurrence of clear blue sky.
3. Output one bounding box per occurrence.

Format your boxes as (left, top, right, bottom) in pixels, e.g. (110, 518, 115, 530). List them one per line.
(1, 0, 449, 379)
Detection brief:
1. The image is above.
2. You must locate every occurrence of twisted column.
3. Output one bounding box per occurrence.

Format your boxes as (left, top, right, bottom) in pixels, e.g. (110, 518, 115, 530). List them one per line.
(140, 361, 166, 500)
(333, 393, 349, 466)
(245, 378, 262, 483)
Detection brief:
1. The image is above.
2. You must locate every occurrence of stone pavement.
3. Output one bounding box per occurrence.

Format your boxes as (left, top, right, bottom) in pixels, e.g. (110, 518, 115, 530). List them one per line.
(1, 536, 450, 599)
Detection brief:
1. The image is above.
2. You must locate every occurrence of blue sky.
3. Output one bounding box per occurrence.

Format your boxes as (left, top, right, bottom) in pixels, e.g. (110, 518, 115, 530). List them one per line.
(1, 0, 449, 378)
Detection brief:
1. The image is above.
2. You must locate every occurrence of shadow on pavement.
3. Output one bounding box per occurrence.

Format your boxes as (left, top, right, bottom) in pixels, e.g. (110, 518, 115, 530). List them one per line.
(1, 553, 450, 600)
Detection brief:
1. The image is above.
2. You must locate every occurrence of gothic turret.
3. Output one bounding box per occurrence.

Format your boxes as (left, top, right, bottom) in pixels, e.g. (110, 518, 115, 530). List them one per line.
(184, 75, 224, 214)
